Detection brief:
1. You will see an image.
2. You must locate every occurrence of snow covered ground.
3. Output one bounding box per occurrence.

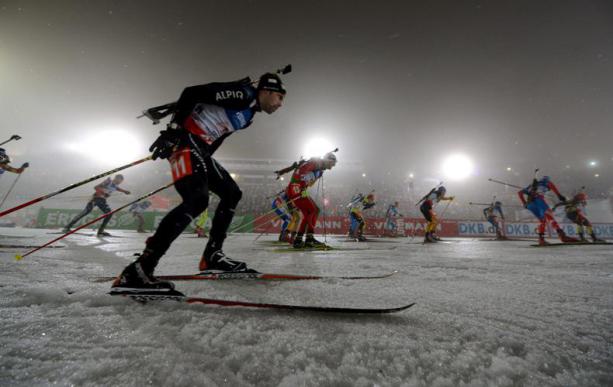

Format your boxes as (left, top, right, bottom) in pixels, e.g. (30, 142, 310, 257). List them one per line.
(1, 227, 612, 387)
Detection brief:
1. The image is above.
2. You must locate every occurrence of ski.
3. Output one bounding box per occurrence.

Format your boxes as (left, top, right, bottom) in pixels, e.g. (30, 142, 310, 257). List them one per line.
(531, 241, 612, 247)
(335, 238, 402, 243)
(92, 270, 397, 283)
(479, 238, 536, 242)
(109, 290, 415, 314)
(272, 245, 366, 252)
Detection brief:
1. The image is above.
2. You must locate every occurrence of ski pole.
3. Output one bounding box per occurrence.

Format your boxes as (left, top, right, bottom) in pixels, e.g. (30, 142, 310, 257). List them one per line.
(487, 178, 522, 189)
(15, 181, 173, 261)
(0, 172, 24, 209)
(0, 134, 21, 146)
(0, 155, 152, 218)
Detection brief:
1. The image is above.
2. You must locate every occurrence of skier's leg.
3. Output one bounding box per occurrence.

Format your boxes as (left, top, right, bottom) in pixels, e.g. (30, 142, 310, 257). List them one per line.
(64, 200, 94, 230)
(95, 198, 113, 235)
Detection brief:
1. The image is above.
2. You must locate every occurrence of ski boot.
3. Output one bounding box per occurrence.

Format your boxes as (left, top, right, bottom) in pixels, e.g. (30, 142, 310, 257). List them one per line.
(424, 232, 436, 243)
(199, 250, 248, 272)
(278, 229, 289, 242)
(288, 232, 297, 245)
(538, 233, 549, 246)
(304, 234, 327, 249)
(577, 232, 588, 243)
(556, 229, 578, 243)
(97, 231, 112, 237)
(590, 233, 606, 243)
(111, 261, 175, 294)
(431, 233, 442, 241)
(357, 235, 367, 242)
(293, 234, 305, 249)
(62, 226, 71, 233)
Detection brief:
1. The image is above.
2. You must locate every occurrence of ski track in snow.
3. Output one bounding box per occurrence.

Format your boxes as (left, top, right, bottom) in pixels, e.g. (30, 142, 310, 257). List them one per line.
(1, 228, 612, 387)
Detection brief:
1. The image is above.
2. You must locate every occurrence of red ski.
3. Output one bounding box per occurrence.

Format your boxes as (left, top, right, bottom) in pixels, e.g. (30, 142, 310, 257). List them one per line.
(93, 270, 397, 283)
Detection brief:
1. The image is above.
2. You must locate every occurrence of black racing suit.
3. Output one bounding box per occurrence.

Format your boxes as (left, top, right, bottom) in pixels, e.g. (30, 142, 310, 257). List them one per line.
(138, 77, 260, 273)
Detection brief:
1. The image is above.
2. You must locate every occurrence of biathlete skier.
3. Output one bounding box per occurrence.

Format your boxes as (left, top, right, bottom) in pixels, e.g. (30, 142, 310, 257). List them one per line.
(285, 153, 337, 248)
(483, 201, 506, 240)
(556, 191, 605, 243)
(517, 175, 578, 246)
(194, 209, 209, 238)
(64, 174, 130, 236)
(271, 191, 291, 242)
(419, 186, 454, 243)
(112, 71, 286, 293)
(129, 200, 151, 233)
(347, 192, 376, 241)
(384, 201, 402, 237)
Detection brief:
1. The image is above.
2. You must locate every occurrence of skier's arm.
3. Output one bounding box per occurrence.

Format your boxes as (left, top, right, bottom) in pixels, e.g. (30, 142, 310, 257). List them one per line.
(517, 190, 527, 206)
(117, 187, 131, 195)
(1, 163, 25, 174)
(547, 182, 566, 202)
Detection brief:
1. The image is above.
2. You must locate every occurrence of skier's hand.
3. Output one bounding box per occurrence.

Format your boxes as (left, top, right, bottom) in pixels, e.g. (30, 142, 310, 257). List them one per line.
(557, 194, 567, 202)
(21, 162, 29, 168)
(124, 191, 131, 195)
(149, 129, 185, 160)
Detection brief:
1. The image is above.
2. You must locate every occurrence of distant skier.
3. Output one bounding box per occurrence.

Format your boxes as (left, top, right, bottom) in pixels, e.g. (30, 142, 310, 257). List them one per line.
(0, 148, 28, 178)
(556, 191, 604, 243)
(418, 186, 454, 243)
(128, 200, 151, 233)
(483, 201, 506, 240)
(384, 201, 402, 237)
(64, 174, 131, 236)
(113, 70, 287, 293)
(347, 192, 376, 241)
(517, 175, 578, 245)
(271, 191, 291, 242)
(285, 152, 337, 248)
(194, 209, 209, 238)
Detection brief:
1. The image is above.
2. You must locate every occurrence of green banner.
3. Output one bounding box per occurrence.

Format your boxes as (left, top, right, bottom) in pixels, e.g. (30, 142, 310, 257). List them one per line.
(36, 208, 254, 233)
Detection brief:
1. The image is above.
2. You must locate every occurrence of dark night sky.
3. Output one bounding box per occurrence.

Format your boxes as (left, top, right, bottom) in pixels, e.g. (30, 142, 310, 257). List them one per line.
(1, 0, 612, 199)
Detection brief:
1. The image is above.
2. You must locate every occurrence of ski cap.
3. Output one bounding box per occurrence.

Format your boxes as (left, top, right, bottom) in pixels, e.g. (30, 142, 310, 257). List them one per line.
(322, 152, 337, 166)
(257, 73, 286, 95)
(575, 192, 587, 202)
(436, 186, 446, 195)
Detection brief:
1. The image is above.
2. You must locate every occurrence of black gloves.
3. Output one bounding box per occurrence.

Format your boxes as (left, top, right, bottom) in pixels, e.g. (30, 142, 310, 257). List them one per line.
(557, 194, 567, 202)
(149, 129, 186, 160)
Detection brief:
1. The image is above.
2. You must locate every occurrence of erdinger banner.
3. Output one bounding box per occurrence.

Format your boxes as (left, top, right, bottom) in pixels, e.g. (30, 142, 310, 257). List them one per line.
(254, 216, 458, 237)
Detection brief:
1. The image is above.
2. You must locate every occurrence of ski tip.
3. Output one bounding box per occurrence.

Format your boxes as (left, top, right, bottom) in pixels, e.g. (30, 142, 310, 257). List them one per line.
(15, 254, 22, 261)
(384, 302, 416, 313)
